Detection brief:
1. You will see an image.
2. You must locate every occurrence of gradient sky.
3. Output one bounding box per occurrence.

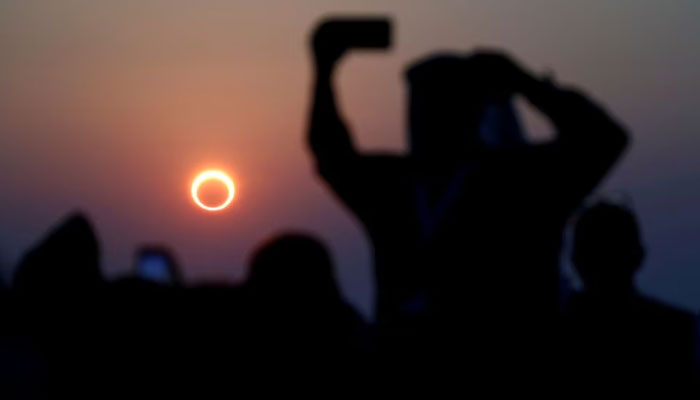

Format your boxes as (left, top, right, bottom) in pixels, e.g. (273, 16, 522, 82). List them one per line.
(0, 1, 699, 317)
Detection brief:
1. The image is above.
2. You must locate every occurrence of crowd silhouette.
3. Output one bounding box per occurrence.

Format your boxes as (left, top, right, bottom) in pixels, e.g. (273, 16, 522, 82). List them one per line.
(0, 17, 698, 395)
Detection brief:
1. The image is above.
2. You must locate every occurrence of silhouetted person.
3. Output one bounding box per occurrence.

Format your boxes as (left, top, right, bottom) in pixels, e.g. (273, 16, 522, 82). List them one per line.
(245, 233, 368, 364)
(565, 201, 696, 383)
(0, 268, 48, 398)
(309, 19, 628, 366)
(11, 213, 105, 396)
(0, 274, 7, 315)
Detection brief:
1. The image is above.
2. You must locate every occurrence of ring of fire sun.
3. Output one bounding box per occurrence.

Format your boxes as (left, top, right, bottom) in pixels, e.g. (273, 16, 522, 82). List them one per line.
(191, 170, 235, 211)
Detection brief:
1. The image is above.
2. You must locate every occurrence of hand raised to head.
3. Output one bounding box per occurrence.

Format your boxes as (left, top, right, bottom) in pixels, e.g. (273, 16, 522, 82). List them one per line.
(467, 49, 533, 96)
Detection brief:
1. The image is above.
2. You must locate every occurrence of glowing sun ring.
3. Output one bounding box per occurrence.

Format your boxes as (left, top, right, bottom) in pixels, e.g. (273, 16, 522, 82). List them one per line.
(191, 170, 235, 211)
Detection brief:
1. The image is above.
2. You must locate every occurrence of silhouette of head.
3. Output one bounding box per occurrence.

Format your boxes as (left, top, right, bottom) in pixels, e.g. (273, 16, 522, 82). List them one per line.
(14, 213, 101, 295)
(406, 53, 521, 163)
(572, 201, 644, 294)
(247, 233, 339, 303)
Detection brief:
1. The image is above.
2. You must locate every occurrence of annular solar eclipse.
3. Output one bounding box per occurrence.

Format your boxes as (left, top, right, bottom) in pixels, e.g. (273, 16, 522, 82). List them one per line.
(191, 170, 235, 211)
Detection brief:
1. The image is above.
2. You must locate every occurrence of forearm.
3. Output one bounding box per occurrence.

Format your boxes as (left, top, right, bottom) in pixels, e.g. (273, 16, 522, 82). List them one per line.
(308, 64, 355, 159)
(518, 75, 573, 130)
(519, 75, 628, 148)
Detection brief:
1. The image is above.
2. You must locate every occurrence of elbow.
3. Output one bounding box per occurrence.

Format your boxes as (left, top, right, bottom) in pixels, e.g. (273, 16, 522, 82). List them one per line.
(307, 128, 326, 160)
(588, 106, 630, 157)
(313, 157, 339, 184)
(306, 138, 334, 181)
(609, 119, 630, 156)
(307, 140, 326, 178)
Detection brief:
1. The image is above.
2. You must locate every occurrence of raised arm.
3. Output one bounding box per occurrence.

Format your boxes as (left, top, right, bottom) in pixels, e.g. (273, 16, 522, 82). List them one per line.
(467, 50, 629, 206)
(470, 50, 628, 156)
(519, 73, 629, 200)
(308, 23, 358, 180)
(471, 50, 628, 153)
(477, 51, 628, 196)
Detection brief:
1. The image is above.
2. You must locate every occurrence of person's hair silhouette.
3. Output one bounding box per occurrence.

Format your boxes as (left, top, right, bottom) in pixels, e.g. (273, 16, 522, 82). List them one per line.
(247, 233, 342, 305)
(248, 233, 337, 295)
(572, 201, 644, 295)
(245, 232, 368, 361)
(14, 213, 101, 295)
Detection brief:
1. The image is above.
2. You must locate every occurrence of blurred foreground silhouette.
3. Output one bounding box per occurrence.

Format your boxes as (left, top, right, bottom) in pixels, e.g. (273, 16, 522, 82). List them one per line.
(0, 17, 698, 395)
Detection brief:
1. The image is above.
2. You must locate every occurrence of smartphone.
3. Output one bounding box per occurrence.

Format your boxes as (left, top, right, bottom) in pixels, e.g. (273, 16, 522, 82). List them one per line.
(135, 247, 180, 285)
(316, 17, 392, 50)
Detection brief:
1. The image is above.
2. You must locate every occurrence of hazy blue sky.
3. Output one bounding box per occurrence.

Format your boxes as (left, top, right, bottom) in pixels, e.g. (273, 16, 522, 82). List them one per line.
(0, 1, 698, 316)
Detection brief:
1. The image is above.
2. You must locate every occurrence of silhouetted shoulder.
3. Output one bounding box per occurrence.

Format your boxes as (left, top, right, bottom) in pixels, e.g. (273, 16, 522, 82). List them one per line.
(636, 295, 696, 324)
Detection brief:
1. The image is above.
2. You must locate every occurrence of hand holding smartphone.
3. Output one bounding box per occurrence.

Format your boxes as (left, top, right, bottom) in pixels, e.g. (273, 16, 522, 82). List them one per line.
(135, 247, 180, 285)
(312, 17, 392, 69)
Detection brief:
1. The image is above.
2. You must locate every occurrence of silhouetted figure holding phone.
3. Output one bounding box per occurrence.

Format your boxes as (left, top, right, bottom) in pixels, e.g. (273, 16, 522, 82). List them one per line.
(565, 201, 696, 383)
(308, 18, 628, 363)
